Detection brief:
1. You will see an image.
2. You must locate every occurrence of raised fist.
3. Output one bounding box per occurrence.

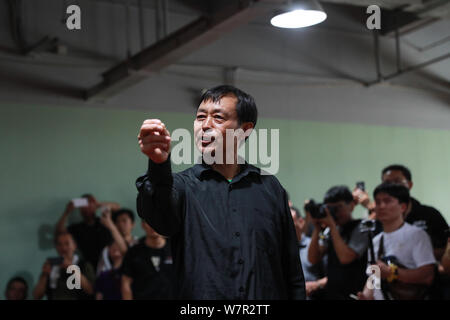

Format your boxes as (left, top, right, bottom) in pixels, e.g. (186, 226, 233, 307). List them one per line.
(138, 119, 171, 164)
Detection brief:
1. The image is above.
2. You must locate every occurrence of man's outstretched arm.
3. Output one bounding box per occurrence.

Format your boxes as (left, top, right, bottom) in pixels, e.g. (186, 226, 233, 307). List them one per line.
(136, 119, 184, 236)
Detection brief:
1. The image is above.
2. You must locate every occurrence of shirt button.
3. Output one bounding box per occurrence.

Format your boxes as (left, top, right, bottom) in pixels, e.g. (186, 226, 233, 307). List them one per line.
(239, 286, 245, 292)
(235, 232, 240, 237)
(232, 208, 236, 212)
(238, 259, 244, 264)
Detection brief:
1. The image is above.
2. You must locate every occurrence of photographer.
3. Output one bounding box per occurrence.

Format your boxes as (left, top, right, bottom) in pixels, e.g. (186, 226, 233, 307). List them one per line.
(55, 194, 120, 269)
(307, 186, 368, 300)
(32, 232, 95, 300)
(353, 165, 448, 261)
(357, 183, 436, 300)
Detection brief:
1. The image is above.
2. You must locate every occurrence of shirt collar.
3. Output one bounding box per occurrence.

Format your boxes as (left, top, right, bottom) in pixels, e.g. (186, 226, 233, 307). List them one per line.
(192, 157, 260, 182)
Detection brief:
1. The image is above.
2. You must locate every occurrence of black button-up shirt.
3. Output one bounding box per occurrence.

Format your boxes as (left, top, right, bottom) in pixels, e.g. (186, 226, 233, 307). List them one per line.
(136, 157, 306, 300)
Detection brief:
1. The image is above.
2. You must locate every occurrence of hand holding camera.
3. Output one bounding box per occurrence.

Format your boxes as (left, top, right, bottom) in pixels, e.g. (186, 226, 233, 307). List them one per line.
(304, 199, 337, 228)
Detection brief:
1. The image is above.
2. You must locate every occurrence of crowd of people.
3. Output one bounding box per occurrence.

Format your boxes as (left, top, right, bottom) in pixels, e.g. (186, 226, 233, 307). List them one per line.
(4, 163, 450, 300)
(3, 84, 450, 300)
(5, 195, 174, 300)
(289, 164, 450, 300)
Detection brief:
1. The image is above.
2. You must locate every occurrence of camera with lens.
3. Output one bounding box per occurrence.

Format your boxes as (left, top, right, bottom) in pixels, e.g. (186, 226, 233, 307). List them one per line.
(304, 199, 337, 220)
(359, 219, 377, 233)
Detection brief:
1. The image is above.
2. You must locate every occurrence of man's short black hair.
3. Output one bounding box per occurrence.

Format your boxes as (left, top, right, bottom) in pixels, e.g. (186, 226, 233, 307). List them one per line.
(199, 85, 258, 127)
(81, 193, 94, 199)
(381, 164, 412, 182)
(112, 208, 135, 223)
(324, 185, 354, 204)
(373, 182, 410, 205)
(6, 276, 28, 292)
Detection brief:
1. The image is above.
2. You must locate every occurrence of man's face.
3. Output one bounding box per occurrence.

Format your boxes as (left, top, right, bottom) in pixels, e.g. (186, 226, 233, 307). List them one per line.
(382, 170, 412, 190)
(326, 200, 354, 225)
(115, 214, 134, 236)
(108, 242, 123, 261)
(194, 95, 252, 161)
(374, 192, 406, 223)
(55, 234, 76, 258)
(5, 281, 27, 300)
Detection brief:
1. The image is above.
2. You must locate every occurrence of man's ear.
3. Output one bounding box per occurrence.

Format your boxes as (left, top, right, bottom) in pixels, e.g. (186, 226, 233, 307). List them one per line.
(408, 181, 413, 190)
(400, 202, 407, 214)
(241, 122, 254, 132)
(349, 201, 355, 211)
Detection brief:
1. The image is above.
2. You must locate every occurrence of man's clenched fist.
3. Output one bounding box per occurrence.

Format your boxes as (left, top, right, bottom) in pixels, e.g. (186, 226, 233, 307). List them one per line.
(138, 119, 171, 164)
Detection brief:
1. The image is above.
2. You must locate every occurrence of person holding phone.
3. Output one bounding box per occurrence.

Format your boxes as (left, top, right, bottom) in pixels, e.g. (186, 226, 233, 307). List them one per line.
(55, 194, 120, 269)
(32, 232, 95, 300)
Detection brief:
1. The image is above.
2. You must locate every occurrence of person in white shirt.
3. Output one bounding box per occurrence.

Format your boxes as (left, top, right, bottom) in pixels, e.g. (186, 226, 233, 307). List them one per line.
(357, 182, 436, 300)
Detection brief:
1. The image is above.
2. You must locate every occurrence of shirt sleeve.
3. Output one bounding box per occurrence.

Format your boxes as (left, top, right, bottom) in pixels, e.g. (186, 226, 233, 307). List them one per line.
(121, 250, 134, 278)
(412, 229, 437, 268)
(280, 187, 306, 300)
(347, 222, 369, 257)
(428, 208, 449, 249)
(135, 155, 186, 237)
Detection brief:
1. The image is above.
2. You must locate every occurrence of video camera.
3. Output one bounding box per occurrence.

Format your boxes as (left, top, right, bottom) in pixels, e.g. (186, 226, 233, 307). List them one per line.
(304, 199, 337, 220)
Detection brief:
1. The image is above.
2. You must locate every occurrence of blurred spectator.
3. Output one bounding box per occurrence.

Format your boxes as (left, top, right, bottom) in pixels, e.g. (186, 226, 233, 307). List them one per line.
(358, 183, 435, 300)
(95, 240, 124, 300)
(96, 208, 136, 275)
(354, 165, 448, 260)
(33, 232, 95, 300)
(308, 186, 368, 300)
(121, 220, 174, 300)
(290, 206, 327, 300)
(442, 236, 450, 275)
(439, 233, 450, 299)
(112, 209, 138, 247)
(55, 194, 120, 269)
(4, 277, 28, 300)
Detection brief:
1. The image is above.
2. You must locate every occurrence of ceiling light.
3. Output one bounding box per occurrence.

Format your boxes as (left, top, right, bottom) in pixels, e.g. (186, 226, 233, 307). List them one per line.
(270, 0, 327, 29)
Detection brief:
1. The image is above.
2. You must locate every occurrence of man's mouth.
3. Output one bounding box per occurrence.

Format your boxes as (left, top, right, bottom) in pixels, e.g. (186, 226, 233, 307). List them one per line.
(201, 135, 215, 146)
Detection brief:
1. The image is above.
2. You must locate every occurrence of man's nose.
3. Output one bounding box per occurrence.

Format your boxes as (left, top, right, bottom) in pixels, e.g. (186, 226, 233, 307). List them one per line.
(202, 116, 213, 130)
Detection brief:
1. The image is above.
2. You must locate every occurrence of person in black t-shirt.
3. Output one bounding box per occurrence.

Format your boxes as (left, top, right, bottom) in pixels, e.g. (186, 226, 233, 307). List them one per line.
(33, 232, 95, 300)
(55, 194, 120, 269)
(308, 186, 368, 300)
(121, 220, 173, 300)
(355, 165, 448, 260)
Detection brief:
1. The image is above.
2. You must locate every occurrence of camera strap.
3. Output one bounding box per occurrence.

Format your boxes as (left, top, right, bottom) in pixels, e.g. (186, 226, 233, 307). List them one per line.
(377, 236, 393, 300)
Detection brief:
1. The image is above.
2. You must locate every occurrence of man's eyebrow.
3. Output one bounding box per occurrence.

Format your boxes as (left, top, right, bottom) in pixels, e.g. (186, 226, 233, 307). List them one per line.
(212, 107, 225, 114)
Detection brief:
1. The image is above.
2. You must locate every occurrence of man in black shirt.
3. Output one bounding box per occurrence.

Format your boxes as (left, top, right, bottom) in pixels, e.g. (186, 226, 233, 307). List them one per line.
(381, 165, 448, 260)
(55, 194, 119, 269)
(136, 85, 305, 299)
(121, 220, 173, 300)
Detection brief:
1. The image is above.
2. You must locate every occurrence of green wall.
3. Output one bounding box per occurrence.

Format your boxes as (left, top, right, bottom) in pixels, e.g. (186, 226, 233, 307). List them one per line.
(1, 103, 449, 298)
